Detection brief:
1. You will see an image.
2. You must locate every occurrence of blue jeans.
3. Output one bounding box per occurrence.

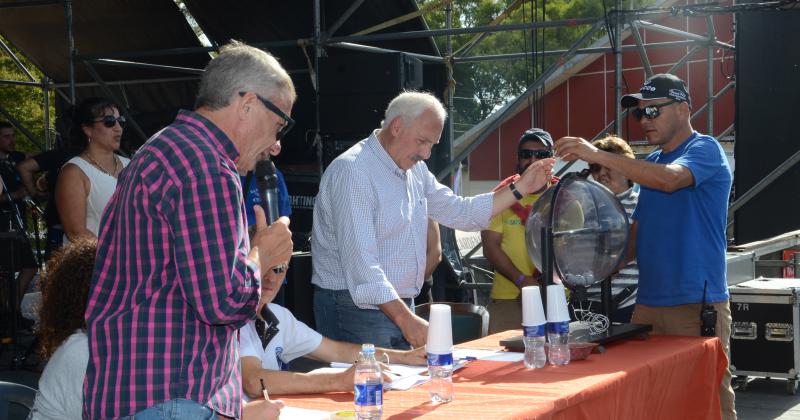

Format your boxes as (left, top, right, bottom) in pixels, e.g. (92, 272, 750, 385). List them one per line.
(121, 399, 217, 420)
(313, 286, 413, 350)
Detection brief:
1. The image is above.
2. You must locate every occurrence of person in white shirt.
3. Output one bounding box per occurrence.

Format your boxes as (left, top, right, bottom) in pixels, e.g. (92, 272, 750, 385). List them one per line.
(239, 269, 426, 397)
(311, 91, 555, 349)
(29, 239, 96, 420)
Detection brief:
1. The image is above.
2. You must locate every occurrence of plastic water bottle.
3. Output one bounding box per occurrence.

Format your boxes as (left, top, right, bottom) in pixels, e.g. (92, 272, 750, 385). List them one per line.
(547, 321, 571, 366)
(427, 352, 454, 403)
(523, 325, 547, 369)
(354, 344, 382, 420)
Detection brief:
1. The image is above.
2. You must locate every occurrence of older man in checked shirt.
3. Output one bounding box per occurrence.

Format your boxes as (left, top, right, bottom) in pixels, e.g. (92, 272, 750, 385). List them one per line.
(83, 42, 293, 420)
(311, 91, 555, 350)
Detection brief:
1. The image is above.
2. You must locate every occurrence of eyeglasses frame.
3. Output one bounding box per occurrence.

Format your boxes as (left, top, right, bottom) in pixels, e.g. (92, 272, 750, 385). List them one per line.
(238, 91, 295, 140)
(632, 99, 680, 121)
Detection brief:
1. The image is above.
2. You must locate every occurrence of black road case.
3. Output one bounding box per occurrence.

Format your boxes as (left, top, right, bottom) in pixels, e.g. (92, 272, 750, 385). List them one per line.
(729, 278, 800, 394)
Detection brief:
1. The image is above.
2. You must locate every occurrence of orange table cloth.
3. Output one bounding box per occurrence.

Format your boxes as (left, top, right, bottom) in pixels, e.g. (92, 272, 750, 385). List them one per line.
(278, 330, 728, 419)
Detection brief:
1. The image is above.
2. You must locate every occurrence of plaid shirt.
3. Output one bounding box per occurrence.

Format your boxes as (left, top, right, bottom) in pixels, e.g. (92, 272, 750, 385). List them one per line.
(83, 110, 261, 419)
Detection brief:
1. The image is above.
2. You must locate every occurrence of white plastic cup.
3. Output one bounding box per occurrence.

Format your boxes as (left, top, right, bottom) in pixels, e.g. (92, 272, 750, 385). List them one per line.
(546, 285, 570, 322)
(521, 286, 546, 327)
(426, 304, 453, 354)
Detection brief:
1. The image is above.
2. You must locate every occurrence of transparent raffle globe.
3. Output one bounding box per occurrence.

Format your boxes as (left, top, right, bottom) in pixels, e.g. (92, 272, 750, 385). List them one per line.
(525, 173, 630, 288)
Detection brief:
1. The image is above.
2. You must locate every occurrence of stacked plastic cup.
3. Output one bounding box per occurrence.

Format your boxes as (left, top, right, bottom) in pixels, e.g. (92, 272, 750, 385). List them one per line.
(426, 304, 454, 403)
(546, 285, 571, 366)
(521, 286, 548, 369)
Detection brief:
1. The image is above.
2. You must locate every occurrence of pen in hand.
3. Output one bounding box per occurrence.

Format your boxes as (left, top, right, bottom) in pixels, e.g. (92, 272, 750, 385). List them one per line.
(260, 378, 270, 400)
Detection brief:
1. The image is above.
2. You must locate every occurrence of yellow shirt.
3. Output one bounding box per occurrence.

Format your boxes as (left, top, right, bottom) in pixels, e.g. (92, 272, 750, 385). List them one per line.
(488, 194, 541, 299)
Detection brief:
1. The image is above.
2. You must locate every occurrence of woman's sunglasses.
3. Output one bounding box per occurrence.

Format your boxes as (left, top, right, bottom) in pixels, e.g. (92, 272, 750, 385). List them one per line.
(518, 149, 553, 160)
(631, 100, 678, 121)
(94, 115, 127, 128)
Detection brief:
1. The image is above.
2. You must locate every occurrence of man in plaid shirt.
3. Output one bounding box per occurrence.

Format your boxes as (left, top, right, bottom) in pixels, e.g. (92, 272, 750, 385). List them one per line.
(83, 41, 294, 420)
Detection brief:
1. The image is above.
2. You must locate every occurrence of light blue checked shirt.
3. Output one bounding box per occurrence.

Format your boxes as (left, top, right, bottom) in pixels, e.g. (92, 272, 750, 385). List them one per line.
(311, 131, 493, 309)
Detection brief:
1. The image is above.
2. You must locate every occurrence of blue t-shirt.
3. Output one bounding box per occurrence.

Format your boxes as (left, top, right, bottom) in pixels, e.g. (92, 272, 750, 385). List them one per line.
(241, 168, 292, 226)
(632, 132, 732, 306)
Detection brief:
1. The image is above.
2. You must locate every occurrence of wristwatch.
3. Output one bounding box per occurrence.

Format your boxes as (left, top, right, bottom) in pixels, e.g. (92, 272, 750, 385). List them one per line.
(508, 182, 524, 200)
(514, 274, 526, 287)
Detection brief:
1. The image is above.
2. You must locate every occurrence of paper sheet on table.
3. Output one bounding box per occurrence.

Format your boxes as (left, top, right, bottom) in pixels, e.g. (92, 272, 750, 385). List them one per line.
(279, 406, 331, 420)
(320, 363, 430, 391)
(313, 361, 467, 391)
(453, 348, 525, 362)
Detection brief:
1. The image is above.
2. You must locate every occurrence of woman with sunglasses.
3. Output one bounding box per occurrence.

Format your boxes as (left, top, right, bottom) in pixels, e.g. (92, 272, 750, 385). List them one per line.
(55, 97, 129, 245)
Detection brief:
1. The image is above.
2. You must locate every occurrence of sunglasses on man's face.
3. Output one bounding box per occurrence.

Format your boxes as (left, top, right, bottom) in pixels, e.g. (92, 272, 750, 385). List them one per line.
(518, 148, 553, 160)
(94, 115, 126, 128)
(631, 99, 679, 122)
(239, 91, 295, 141)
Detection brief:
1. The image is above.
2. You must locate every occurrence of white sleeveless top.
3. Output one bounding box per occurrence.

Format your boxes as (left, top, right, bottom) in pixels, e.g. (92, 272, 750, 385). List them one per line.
(62, 155, 130, 245)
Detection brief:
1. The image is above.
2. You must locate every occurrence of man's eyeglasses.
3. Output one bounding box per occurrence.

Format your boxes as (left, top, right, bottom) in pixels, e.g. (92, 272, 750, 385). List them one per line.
(94, 115, 126, 128)
(518, 148, 553, 160)
(239, 91, 295, 140)
(631, 99, 678, 121)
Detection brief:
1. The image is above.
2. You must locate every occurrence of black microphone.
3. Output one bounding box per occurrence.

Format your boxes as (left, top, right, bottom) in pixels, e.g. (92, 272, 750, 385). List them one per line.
(255, 159, 288, 274)
(255, 159, 281, 225)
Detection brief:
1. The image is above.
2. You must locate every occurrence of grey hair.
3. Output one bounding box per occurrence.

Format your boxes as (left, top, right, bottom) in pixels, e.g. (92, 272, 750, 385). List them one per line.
(381, 91, 447, 129)
(195, 40, 296, 110)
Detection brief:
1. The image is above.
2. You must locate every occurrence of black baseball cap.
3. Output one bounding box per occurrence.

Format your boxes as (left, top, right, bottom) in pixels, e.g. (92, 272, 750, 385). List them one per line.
(621, 73, 691, 108)
(518, 128, 553, 149)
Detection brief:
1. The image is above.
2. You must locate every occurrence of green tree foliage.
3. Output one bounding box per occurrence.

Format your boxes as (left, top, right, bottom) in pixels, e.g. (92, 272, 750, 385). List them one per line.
(418, 0, 654, 135)
(0, 35, 53, 153)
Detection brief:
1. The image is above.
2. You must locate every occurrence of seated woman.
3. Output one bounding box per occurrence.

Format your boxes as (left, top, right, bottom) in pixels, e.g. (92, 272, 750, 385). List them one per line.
(29, 239, 284, 420)
(55, 97, 130, 245)
(29, 239, 96, 420)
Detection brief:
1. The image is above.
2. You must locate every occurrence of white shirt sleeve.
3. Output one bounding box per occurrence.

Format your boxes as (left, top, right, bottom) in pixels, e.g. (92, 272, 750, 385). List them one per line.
(422, 166, 494, 231)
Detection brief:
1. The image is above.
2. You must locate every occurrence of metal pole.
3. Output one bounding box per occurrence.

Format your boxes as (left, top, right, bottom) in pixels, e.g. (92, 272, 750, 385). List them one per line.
(706, 15, 716, 136)
(0, 79, 43, 87)
(614, 0, 623, 135)
(444, 2, 454, 188)
(728, 148, 800, 221)
(88, 59, 204, 75)
(0, 104, 46, 152)
(327, 17, 600, 44)
(634, 20, 734, 50)
(51, 75, 201, 88)
(0, 0, 63, 9)
(454, 40, 697, 63)
(326, 0, 366, 38)
(65, 0, 75, 104)
(314, 0, 323, 172)
(327, 42, 444, 63)
(0, 37, 36, 81)
(629, 20, 653, 78)
(42, 77, 50, 150)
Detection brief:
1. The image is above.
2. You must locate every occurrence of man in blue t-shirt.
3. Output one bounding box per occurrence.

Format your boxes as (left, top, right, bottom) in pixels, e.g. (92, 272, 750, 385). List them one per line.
(554, 74, 735, 420)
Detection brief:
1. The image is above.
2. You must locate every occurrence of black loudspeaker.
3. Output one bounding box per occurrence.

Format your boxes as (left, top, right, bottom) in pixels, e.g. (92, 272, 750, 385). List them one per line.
(318, 52, 424, 140)
(733, 10, 800, 245)
(319, 52, 423, 96)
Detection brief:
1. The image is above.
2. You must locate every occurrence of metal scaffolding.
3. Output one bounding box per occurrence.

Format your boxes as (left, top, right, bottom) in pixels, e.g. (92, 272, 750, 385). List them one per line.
(0, 0, 795, 234)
